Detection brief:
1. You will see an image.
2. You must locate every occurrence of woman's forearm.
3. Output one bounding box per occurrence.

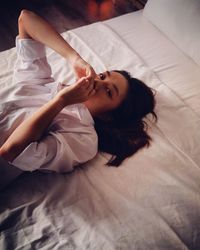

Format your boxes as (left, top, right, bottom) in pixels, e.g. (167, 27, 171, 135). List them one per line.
(0, 74, 93, 162)
(0, 96, 66, 162)
(19, 10, 79, 62)
(18, 10, 96, 79)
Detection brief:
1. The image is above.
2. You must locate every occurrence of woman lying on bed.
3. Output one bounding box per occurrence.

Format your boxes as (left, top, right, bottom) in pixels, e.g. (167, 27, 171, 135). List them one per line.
(0, 10, 157, 182)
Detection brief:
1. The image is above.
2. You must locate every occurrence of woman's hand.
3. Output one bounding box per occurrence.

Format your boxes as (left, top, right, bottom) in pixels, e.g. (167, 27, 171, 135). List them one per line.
(57, 77, 96, 106)
(71, 55, 97, 80)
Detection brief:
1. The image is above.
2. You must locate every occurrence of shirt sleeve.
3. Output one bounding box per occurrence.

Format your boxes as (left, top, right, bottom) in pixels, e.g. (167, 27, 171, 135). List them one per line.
(13, 36, 54, 85)
(11, 130, 98, 173)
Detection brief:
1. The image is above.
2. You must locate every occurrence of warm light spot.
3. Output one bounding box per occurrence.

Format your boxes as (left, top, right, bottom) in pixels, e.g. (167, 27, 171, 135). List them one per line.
(99, 0, 115, 20)
(87, 0, 116, 21)
(88, 0, 99, 20)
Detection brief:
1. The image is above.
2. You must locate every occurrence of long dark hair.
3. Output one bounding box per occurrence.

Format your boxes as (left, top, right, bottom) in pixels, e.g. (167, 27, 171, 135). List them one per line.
(94, 70, 157, 167)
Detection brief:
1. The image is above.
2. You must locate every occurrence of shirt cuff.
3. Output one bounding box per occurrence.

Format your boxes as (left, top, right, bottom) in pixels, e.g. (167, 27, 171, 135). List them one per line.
(15, 36, 46, 61)
(12, 141, 47, 172)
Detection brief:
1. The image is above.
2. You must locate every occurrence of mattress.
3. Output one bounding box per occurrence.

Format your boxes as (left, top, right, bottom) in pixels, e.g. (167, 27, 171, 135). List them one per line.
(0, 10, 200, 250)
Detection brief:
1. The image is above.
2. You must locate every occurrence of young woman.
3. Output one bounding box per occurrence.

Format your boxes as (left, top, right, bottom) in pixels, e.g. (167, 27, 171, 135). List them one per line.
(0, 10, 157, 183)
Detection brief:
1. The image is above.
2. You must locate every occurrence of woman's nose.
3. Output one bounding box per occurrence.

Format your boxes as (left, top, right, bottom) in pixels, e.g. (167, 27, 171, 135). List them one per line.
(94, 79, 109, 90)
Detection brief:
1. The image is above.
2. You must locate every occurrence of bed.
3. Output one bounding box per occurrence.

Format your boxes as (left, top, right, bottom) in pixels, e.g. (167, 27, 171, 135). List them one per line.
(0, 0, 200, 249)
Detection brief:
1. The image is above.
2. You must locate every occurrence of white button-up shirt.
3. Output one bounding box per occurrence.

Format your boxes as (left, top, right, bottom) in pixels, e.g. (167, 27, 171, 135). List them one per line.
(0, 37, 98, 173)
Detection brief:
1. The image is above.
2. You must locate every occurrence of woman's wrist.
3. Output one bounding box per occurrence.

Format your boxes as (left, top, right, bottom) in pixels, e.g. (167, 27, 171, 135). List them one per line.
(67, 51, 81, 65)
(53, 94, 68, 108)
(55, 89, 74, 107)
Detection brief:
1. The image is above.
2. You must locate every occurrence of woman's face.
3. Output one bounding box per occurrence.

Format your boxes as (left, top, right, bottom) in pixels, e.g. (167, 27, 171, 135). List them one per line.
(84, 71, 129, 116)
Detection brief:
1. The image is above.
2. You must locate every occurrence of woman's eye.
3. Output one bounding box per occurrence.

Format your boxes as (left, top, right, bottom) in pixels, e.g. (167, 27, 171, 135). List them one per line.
(99, 73, 105, 80)
(106, 88, 112, 98)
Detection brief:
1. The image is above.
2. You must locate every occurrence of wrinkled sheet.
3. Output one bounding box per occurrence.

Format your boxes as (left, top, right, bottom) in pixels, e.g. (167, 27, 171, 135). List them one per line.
(0, 11, 200, 250)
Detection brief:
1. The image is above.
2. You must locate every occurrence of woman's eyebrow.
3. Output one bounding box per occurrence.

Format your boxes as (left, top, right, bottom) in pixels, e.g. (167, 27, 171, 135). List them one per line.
(106, 71, 110, 77)
(113, 84, 119, 96)
(106, 71, 119, 96)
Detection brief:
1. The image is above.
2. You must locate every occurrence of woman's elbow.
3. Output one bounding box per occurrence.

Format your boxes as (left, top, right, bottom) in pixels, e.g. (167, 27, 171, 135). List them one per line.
(18, 9, 33, 23)
(0, 145, 18, 162)
(0, 146, 9, 161)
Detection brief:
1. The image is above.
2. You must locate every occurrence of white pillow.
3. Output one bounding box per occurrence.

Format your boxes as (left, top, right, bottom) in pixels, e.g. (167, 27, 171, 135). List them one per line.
(143, 0, 200, 67)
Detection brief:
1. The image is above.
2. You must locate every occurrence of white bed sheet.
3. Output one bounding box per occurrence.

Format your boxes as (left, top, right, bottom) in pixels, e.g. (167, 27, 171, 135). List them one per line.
(0, 11, 200, 250)
(105, 11, 200, 118)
